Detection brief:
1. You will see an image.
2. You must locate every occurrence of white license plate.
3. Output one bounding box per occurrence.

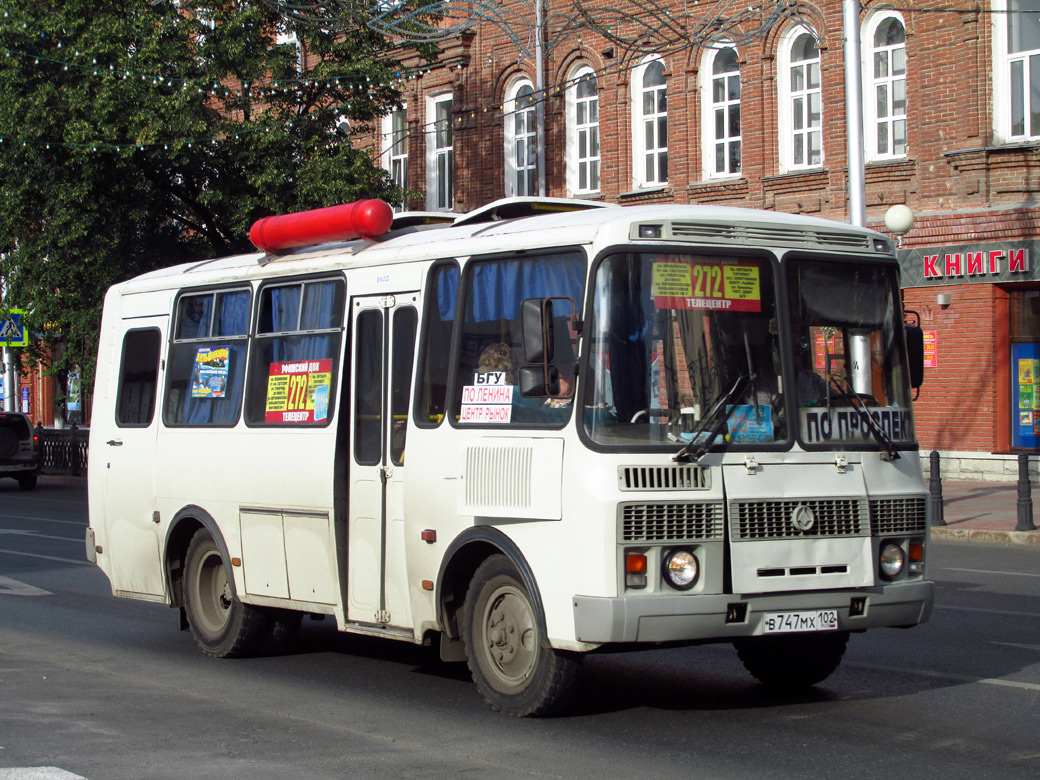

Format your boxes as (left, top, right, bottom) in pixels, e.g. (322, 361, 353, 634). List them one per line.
(762, 609, 839, 634)
(0, 464, 29, 472)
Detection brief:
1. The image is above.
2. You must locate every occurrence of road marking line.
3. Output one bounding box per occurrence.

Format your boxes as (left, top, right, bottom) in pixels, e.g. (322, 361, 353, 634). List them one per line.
(990, 641, 1040, 652)
(851, 661, 1040, 692)
(0, 575, 52, 596)
(936, 604, 1040, 619)
(0, 548, 91, 566)
(0, 768, 87, 779)
(0, 530, 83, 543)
(943, 567, 1040, 579)
(0, 515, 86, 526)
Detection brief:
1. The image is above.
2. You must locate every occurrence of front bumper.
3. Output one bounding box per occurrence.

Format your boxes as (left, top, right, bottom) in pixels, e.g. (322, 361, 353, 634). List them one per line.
(572, 581, 934, 644)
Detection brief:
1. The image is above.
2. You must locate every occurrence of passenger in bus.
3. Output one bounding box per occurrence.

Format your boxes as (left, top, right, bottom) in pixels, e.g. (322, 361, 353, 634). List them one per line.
(475, 342, 570, 423)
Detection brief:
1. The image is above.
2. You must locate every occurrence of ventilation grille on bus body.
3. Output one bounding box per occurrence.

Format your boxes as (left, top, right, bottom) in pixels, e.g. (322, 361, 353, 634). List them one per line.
(620, 502, 725, 543)
(869, 496, 927, 535)
(730, 498, 867, 540)
(618, 464, 710, 491)
(668, 222, 873, 252)
(465, 445, 533, 509)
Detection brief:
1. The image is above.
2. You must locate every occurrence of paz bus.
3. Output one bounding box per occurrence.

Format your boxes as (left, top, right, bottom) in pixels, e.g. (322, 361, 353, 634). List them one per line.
(87, 196, 933, 716)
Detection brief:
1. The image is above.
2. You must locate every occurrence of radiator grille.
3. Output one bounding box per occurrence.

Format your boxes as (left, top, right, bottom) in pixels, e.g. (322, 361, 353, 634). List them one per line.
(618, 464, 709, 491)
(869, 496, 927, 535)
(621, 502, 725, 542)
(731, 498, 866, 540)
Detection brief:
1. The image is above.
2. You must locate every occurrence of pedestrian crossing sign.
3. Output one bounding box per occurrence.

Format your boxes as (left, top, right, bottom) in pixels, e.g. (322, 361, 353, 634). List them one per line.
(0, 310, 27, 347)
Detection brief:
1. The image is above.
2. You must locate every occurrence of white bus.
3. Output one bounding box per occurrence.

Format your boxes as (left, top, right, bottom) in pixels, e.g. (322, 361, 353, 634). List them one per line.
(87, 196, 933, 716)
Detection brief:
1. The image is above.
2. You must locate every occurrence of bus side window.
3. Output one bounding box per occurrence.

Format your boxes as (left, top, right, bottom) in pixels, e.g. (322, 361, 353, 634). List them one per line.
(164, 288, 250, 427)
(116, 328, 162, 427)
(390, 307, 418, 465)
(415, 262, 458, 426)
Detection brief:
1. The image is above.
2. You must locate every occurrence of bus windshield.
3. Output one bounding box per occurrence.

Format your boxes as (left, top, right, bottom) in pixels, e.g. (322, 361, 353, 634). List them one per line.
(787, 258, 915, 449)
(584, 252, 785, 447)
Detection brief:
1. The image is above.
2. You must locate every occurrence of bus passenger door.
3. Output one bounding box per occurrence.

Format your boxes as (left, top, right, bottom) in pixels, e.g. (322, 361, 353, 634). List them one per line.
(102, 322, 166, 599)
(346, 294, 419, 628)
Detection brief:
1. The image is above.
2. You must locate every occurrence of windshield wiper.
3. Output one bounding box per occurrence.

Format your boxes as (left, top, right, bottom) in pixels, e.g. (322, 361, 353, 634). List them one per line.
(827, 375, 900, 460)
(674, 374, 750, 464)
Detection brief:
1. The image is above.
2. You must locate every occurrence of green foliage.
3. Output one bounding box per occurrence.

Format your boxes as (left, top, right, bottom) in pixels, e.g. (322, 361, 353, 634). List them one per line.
(0, 0, 430, 390)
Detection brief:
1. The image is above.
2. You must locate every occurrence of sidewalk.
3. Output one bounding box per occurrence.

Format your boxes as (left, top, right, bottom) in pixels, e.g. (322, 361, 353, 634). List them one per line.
(930, 479, 1040, 546)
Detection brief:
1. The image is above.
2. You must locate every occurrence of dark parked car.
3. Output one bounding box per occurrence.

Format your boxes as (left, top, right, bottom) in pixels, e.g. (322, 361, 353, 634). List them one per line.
(0, 412, 40, 490)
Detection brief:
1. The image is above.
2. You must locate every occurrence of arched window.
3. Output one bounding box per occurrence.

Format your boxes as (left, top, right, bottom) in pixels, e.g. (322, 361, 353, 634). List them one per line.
(702, 46, 741, 178)
(631, 57, 668, 187)
(864, 12, 907, 160)
(566, 66, 600, 195)
(778, 27, 822, 172)
(504, 79, 538, 197)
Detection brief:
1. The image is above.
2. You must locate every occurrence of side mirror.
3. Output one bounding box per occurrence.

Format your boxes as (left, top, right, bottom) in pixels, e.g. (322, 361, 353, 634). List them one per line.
(519, 365, 560, 398)
(521, 298, 555, 364)
(905, 324, 924, 389)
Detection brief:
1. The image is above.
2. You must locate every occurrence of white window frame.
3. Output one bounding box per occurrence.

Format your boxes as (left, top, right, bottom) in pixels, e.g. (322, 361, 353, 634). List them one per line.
(382, 106, 409, 212)
(993, 0, 1040, 143)
(777, 26, 823, 173)
(566, 66, 601, 196)
(504, 78, 538, 197)
(862, 10, 907, 161)
(425, 92, 453, 212)
(700, 45, 742, 179)
(631, 56, 668, 188)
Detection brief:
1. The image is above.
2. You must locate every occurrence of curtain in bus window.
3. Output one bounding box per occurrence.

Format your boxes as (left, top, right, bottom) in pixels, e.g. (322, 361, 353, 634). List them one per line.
(465, 256, 584, 322)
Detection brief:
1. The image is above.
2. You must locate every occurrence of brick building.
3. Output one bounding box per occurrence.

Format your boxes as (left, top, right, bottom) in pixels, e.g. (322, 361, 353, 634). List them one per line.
(369, 0, 1040, 478)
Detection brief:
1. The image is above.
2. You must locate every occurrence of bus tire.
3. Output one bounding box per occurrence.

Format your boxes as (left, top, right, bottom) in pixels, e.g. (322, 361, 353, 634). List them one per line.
(183, 528, 268, 659)
(734, 631, 849, 690)
(462, 555, 581, 717)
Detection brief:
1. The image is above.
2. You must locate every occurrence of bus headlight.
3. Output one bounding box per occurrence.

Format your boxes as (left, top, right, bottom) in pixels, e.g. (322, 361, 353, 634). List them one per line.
(879, 543, 905, 579)
(663, 549, 698, 590)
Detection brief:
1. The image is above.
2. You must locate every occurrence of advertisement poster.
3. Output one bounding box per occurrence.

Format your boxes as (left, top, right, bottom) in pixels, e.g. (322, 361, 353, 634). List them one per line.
(651, 260, 761, 312)
(923, 331, 938, 368)
(265, 358, 333, 423)
(726, 404, 774, 443)
(191, 347, 229, 398)
(66, 368, 82, 423)
(1011, 343, 1040, 447)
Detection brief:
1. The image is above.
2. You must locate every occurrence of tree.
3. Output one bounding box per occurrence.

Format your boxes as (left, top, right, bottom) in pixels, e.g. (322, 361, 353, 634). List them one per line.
(0, 0, 431, 395)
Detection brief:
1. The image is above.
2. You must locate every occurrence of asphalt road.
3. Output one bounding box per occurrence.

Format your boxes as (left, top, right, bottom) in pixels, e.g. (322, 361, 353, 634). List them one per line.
(1, 477, 1038, 780)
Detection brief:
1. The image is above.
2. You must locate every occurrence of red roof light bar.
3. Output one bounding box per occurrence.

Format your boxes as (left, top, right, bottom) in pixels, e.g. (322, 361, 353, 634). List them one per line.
(249, 199, 394, 253)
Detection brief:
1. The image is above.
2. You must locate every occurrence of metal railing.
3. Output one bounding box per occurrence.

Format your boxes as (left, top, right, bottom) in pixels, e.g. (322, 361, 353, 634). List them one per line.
(36, 424, 89, 476)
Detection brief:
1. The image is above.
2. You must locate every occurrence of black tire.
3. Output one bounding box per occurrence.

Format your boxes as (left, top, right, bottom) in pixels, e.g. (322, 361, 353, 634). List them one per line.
(462, 555, 581, 717)
(183, 528, 268, 658)
(734, 631, 850, 690)
(17, 473, 37, 491)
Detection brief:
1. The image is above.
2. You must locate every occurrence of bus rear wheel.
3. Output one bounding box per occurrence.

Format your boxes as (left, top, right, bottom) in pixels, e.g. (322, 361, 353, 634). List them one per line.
(734, 631, 849, 690)
(183, 528, 268, 658)
(462, 555, 581, 717)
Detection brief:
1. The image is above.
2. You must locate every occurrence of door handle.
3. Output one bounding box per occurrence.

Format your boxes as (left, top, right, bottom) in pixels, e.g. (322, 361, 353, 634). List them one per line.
(106, 439, 123, 447)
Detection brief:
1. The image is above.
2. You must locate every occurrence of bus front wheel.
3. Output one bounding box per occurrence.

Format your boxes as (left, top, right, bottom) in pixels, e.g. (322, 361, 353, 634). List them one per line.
(734, 631, 849, 690)
(183, 528, 268, 658)
(462, 555, 581, 717)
